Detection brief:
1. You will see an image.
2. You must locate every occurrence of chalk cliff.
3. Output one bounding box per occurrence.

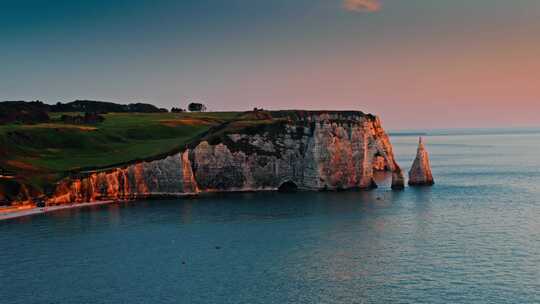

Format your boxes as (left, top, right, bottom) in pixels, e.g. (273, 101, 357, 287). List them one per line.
(47, 111, 403, 205)
(408, 137, 434, 186)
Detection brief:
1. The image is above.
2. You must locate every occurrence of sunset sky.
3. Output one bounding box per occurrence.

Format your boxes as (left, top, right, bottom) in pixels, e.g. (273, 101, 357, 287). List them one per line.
(2, 0, 539, 129)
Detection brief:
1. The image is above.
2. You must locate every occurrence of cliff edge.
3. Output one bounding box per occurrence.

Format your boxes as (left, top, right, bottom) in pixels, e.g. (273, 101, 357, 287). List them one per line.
(48, 111, 404, 205)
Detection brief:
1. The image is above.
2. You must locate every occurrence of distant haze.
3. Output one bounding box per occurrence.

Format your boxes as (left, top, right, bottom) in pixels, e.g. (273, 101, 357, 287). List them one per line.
(1, 0, 539, 130)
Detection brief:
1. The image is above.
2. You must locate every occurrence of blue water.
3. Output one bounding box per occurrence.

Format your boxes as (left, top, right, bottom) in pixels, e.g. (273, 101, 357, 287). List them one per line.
(2, 130, 540, 303)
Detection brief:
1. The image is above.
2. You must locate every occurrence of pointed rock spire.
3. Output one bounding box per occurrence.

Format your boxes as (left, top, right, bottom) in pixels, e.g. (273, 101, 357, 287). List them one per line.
(408, 137, 434, 186)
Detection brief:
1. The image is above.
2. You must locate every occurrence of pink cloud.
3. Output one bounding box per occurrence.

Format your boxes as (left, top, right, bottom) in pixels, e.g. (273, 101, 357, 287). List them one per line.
(343, 0, 381, 12)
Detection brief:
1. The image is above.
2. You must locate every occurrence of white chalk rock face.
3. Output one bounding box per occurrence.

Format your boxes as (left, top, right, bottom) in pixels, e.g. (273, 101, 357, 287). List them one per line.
(47, 112, 404, 205)
(408, 137, 434, 186)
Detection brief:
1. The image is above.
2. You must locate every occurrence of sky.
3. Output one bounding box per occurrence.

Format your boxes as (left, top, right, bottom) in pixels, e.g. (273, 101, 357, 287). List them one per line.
(1, 0, 539, 130)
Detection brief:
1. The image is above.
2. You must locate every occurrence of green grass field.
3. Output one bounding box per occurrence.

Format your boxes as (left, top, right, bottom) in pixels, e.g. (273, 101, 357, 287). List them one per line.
(0, 109, 338, 202)
(0, 109, 304, 197)
(0, 112, 239, 178)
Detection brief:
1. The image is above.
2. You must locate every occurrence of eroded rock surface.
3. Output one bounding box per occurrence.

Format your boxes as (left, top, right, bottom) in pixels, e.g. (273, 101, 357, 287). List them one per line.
(408, 137, 434, 186)
(391, 167, 405, 190)
(48, 112, 403, 205)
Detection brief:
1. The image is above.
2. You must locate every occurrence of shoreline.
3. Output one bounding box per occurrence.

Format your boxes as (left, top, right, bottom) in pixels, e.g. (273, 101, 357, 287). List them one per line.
(0, 190, 277, 221)
(0, 184, 389, 221)
(0, 200, 116, 221)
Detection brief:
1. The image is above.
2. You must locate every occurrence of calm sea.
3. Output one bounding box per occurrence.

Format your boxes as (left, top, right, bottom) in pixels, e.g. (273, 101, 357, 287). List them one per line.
(2, 130, 540, 304)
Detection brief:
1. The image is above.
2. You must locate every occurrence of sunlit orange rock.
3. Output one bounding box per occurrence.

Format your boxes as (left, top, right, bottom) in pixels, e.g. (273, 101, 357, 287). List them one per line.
(46, 112, 404, 205)
(408, 137, 434, 186)
(372, 155, 386, 171)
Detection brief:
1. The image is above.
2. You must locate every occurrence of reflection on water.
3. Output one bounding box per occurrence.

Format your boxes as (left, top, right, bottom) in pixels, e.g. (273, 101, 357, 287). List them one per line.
(2, 131, 540, 304)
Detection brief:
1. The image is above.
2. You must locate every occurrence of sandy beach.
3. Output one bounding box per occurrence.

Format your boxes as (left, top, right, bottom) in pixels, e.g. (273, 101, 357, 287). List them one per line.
(0, 200, 115, 221)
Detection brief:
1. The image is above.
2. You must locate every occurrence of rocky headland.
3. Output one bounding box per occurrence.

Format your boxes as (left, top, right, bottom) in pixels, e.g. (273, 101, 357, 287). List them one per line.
(47, 111, 405, 205)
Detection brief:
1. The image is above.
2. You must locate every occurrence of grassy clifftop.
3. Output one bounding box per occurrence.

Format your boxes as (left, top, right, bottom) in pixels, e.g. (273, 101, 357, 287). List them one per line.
(0, 109, 374, 204)
(0, 112, 239, 195)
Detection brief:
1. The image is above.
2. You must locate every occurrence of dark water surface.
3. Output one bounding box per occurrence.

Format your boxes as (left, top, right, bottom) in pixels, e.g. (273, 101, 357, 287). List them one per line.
(2, 131, 540, 303)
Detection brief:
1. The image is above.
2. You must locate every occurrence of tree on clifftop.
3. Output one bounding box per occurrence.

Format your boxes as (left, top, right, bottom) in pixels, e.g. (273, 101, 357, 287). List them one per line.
(188, 102, 207, 112)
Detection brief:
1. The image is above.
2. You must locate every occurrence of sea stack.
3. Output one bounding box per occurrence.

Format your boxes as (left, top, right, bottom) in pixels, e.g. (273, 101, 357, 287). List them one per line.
(408, 137, 434, 186)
